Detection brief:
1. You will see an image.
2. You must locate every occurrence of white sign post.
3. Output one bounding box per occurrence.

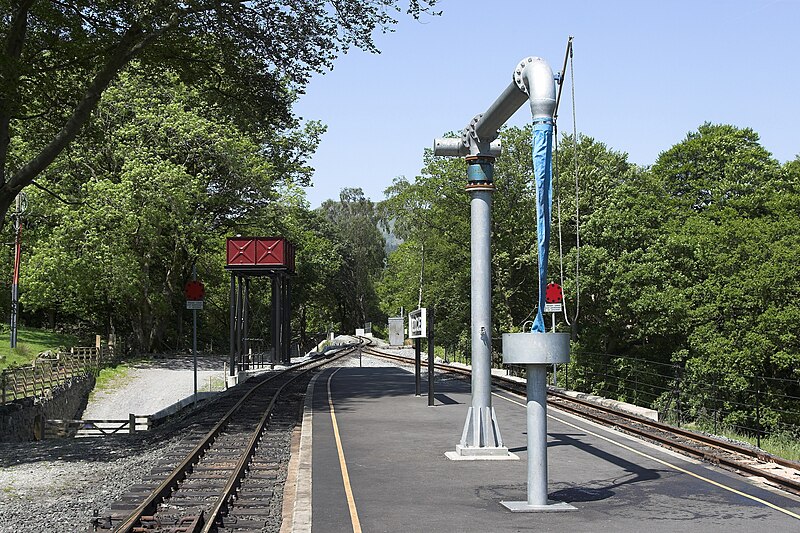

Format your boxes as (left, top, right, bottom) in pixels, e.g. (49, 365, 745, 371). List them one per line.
(409, 308, 435, 404)
(184, 268, 205, 407)
(409, 308, 427, 339)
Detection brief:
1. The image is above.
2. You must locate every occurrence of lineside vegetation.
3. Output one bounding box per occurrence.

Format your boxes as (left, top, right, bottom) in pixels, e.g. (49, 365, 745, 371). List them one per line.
(380, 123, 800, 452)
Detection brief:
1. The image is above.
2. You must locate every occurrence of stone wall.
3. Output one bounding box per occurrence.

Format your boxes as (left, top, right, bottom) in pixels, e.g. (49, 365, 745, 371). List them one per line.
(0, 374, 96, 442)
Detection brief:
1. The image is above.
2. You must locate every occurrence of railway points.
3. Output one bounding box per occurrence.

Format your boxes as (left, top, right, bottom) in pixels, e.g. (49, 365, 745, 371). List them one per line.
(297, 349, 800, 533)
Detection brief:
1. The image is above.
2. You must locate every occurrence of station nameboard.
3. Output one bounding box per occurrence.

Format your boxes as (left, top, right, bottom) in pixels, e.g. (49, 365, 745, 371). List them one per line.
(409, 308, 427, 339)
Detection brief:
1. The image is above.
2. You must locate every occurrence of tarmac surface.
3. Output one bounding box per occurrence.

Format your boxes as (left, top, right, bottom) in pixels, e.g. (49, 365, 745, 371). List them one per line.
(299, 359, 800, 533)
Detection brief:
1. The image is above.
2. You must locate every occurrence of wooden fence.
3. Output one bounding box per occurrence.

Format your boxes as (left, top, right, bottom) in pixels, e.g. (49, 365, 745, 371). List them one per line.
(45, 414, 149, 438)
(1, 342, 117, 405)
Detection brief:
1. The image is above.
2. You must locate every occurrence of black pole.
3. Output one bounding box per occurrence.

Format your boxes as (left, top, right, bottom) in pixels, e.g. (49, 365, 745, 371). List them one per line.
(278, 275, 285, 363)
(192, 265, 198, 406)
(243, 277, 250, 370)
(271, 275, 279, 367)
(713, 372, 719, 435)
(755, 380, 761, 449)
(10, 203, 21, 349)
(229, 273, 236, 376)
(283, 274, 291, 363)
(427, 306, 435, 407)
(415, 338, 421, 397)
(675, 364, 682, 425)
(236, 274, 244, 371)
(287, 277, 292, 362)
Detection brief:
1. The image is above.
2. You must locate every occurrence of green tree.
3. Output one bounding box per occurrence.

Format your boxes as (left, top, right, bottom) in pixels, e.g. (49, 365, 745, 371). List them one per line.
(379, 144, 470, 356)
(20, 70, 320, 351)
(651, 123, 781, 214)
(0, 0, 439, 226)
(320, 188, 386, 332)
(247, 186, 343, 350)
(641, 124, 798, 430)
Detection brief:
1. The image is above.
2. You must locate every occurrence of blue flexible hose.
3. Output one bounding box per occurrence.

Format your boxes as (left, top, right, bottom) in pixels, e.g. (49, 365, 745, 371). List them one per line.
(531, 121, 554, 332)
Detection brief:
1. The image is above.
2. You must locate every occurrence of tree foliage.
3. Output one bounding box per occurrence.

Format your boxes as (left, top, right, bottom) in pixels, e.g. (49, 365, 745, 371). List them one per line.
(19, 70, 326, 351)
(0, 0, 439, 225)
(319, 188, 386, 333)
(380, 123, 800, 435)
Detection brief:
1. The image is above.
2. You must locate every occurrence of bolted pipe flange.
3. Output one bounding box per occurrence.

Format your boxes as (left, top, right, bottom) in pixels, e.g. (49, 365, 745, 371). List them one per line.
(465, 154, 495, 185)
(513, 56, 557, 125)
(514, 56, 536, 94)
(464, 113, 487, 146)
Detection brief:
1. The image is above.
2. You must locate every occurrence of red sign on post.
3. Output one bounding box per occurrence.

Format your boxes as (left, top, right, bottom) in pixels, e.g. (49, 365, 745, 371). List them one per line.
(185, 280, 205, 301)
(544, 283, 563, 313)
(545, 283, 563, 304)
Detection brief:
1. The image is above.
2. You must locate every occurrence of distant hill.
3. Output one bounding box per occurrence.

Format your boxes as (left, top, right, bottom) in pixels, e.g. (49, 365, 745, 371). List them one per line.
(381, 218, 403, 255)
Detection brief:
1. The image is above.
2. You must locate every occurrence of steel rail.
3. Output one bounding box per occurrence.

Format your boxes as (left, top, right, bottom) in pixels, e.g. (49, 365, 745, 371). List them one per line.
(115, 343, 361, 533)
(545, 387, 800, 468)
(362, 346, 800, 495)
(543, 393, 800, 494)
(202, 336, 374, 531)
(200, 365, 307, 533)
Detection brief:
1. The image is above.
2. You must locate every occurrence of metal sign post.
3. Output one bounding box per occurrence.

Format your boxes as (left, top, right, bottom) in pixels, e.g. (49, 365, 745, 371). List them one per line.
(544, 283, 564, 386)
(414, 338, 421, 396)
(185, 271, 205, 407)
(427, 305, 435, 407)
(409, 308, 427, 398)
(10, 192, 26, 349)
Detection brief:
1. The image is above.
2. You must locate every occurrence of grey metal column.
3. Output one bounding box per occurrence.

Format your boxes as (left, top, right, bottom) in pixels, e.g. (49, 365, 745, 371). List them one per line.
(229, 273, 236, 376)
(236, 274, 244, 370)
(271, 275, 279, 366)
(450, 156, 511, 458)
(526, 365, 548, 505)
(435, 55, 561, 461)
(243, 277, 250, 370)
(501, 332, 575, 511)
(284, 275, 292, 363)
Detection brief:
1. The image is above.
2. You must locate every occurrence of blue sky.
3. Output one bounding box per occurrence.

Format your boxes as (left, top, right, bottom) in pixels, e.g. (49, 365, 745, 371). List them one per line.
(295, 0, 799, 208)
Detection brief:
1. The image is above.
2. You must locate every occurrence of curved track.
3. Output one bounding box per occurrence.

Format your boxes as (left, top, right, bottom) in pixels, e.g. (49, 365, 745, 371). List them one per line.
(362, 345, 800, 495)
(96, 340, 366, 533)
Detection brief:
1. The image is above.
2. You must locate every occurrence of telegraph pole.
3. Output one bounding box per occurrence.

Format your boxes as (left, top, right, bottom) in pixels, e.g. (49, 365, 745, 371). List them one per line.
(10, 192, 27, 349)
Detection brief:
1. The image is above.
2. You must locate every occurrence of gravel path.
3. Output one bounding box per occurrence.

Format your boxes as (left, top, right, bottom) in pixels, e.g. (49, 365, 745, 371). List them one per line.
(0, 431, 185, 532)
(0, 353, 225, 533)
(83, 354, 227, 419)
(0, 347, 405, 533)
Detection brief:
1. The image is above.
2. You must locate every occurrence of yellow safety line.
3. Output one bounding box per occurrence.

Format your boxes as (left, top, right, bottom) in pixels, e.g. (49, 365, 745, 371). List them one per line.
(328, 368, 363, 533)
(493, 391, 800, 521)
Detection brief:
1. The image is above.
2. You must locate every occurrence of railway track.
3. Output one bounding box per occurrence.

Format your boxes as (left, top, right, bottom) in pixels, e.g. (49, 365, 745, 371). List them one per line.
(92, 340, 366, 533)
(362, 345, 800, 496)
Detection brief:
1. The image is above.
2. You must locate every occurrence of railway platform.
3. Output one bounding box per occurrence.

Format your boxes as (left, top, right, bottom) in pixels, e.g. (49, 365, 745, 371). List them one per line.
(285, 358, 800, 533)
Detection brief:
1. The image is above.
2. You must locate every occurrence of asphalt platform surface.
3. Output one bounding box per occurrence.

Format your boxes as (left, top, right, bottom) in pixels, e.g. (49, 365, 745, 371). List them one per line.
(307, 362, 800, 533)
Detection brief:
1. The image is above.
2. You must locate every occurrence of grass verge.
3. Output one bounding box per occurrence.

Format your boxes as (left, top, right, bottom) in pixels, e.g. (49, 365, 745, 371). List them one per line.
(723, 430, 800, 463)
(89, 362, 133, 400)
(682, 421, 800, 463)
(0, 326, 79, 371)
